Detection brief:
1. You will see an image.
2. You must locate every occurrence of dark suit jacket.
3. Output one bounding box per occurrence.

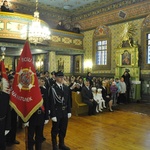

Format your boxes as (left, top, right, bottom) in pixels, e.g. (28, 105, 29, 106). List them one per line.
(81, 86, 93, 104)
(29, 86, 49, 126)
(40, 86, 49, 120)
(49, 83, 71, 118)
(0, 91, 11, 130)
(49, 78, 55, 87)
(101, 86, 111, 103)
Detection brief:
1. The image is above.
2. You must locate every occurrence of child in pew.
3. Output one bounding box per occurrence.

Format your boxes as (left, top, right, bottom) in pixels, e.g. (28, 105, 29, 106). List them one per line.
(91, 87, 106, 113)
(96, 88, 106, 111)
(91, 87, 99, 113)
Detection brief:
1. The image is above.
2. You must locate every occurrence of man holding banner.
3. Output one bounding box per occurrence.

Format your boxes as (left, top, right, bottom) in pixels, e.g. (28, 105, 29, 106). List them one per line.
(10, 41, 46, 150)
(49, 71, 71, 150)
(0, 61, 11, 150)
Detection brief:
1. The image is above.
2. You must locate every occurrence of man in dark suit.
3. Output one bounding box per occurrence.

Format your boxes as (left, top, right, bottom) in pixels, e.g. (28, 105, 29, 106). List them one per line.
(44, 71, 51, 90)
(49, 71, 56, 87)
(0, 77, 11, 150)
(6, 75, 20, 146)
(81, 79, 97, 116)
(49, 71, 71, 150)
(122, 69, 131, 103)
(26, 77, 49, 150)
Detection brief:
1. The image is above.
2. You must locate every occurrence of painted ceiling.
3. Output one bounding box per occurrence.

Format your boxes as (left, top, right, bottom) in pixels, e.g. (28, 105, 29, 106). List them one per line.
(7, 0, 124, 29)
(10, 0, 122, 15)
(38, 0, 100, 10)
(9, 0, 121, 11)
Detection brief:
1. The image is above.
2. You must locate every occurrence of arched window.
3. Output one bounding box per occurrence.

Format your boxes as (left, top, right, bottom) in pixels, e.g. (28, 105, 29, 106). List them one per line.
(141, 14, 150, 69)
(93, 25, 111, 70)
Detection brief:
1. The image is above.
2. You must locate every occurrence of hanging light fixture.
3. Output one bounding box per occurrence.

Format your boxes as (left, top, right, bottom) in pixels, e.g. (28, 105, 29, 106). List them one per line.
(1, 46, 6, 60)
(21, 0, 51, 45)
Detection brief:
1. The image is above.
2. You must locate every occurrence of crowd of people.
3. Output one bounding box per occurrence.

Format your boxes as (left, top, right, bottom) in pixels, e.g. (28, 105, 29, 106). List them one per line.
(0, 68, 131, 150)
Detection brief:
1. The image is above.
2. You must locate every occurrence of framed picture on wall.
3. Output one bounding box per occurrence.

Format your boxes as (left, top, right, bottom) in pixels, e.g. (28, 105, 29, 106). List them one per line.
(58, 58, 64, 72)
(122, 50, 131, 65)
(75, 60, 80, 72)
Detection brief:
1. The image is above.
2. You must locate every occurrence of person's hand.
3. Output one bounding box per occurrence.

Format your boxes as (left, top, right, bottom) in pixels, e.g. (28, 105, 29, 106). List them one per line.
(89, 99, 93, 102)
(48, 110, 51, 115)
(5, 130, 10, 135)
(24, 122, 29, 127)
(68, 113, 71, 118)
(44, 120, 49, 124)
(51, 117, 57, 122)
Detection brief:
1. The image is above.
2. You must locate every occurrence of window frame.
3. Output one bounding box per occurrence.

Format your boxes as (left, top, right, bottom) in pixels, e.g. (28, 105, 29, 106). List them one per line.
(141, 28, 150, 69)
(92, 35, 111, 71)
(146, 33, 150, 64)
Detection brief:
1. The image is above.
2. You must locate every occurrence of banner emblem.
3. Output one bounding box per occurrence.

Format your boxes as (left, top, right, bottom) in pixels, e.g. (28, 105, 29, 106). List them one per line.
(17, 68, 35, 91)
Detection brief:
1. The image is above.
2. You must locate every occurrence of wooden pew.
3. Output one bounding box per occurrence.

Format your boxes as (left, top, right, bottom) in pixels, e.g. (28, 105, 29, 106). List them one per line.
(72, 91, 88, 116)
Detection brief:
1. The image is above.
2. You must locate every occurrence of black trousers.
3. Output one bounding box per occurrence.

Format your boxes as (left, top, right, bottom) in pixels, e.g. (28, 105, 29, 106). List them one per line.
(51, 116, 68, 146)
(28, 112, 45, 150)
(118, 93, 126, 104)
(6, 109, 17, 143)
(0, 119, 6, 150)
(84, 100, 97, 115)
(28, 124, 44, 149)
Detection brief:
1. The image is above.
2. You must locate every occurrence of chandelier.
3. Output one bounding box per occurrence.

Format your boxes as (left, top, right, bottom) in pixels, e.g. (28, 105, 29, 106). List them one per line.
(21, 0, 51, 45)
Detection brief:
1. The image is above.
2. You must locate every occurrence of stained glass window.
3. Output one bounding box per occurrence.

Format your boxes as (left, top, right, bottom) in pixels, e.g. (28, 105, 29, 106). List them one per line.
(96, 40, 107, 65)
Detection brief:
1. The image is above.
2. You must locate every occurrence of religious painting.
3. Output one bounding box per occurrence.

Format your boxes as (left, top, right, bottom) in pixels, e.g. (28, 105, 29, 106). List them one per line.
(58, 58, 64, 72)
(122, 50, 131, 65)
(75, 60, 80, 72)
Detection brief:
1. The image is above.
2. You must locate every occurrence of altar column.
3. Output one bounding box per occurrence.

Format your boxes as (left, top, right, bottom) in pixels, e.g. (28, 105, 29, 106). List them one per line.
(49, 51, 57, 73)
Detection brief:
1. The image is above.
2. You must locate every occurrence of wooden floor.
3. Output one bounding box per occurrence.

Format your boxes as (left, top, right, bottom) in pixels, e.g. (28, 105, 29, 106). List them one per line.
(6, 103, 150, 150)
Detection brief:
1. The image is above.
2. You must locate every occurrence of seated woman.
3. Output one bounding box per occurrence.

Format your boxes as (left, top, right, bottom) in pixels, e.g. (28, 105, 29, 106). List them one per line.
(1, 1, 14, 12)
(101, 81, 113, 112)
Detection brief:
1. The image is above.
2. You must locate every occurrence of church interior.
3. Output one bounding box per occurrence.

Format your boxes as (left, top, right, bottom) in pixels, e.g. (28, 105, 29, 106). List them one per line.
(1, 1, 150, 149)
(0, 0, 150, 99)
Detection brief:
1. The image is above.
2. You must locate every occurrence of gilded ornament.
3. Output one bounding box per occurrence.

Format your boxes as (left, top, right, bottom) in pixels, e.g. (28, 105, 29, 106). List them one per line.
(119, 23, 137, 48)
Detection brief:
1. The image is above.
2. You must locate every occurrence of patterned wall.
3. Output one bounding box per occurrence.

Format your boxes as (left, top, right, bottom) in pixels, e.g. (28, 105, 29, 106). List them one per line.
(49, 52, 57, 73)
(4, 57, 13, 70)
(83, 18, 144, 75)
(83, 30, 111, 74)
(83, 30, 94, 73)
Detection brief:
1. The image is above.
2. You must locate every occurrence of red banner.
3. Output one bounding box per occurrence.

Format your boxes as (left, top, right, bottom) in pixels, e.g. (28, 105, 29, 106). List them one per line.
(0, 61, 10, 94)
(10, 41, 43, 122)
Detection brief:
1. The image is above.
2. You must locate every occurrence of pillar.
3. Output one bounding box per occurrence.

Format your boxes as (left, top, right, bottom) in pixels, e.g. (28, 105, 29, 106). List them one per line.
(49, 51, 57, 73)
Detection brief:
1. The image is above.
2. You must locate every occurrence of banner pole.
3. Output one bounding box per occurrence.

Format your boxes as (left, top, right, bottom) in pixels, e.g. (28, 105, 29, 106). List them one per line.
(25, 126, 28, 150)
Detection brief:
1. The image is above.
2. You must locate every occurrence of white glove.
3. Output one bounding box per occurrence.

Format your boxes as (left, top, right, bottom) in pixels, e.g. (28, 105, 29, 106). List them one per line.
(51, 117, 57, 122)
(24, 122, 29, 127)
(48, 110, 51, 114)
(44, 120, 49, 124)
(68, 113, 71, 118)
(5, 130, 10, 135)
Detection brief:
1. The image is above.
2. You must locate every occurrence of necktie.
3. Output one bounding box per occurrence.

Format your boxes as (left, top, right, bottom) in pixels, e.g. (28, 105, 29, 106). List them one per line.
(60, 86, 63, 90)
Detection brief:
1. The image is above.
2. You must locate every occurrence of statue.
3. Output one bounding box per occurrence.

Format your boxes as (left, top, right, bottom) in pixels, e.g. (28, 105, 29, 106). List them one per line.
(119, 23, 137, 48)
